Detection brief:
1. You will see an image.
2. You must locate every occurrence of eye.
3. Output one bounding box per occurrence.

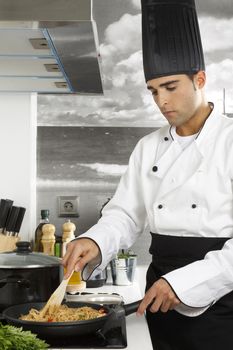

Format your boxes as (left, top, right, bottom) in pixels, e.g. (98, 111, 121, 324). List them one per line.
(166, 86, 176, 92)
(151, 90, 158, 96)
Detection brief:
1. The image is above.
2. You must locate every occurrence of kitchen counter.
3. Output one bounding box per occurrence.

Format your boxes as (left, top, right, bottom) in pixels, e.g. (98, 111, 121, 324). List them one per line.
(51, 266, 153, 350)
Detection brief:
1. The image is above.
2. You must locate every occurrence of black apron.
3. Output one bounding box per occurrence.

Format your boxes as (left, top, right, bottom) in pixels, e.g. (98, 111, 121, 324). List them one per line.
(146, 233, 233, 350)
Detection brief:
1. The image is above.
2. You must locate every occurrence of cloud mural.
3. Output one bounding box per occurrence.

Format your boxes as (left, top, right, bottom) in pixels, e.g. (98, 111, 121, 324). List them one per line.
(38, 1, 233, 127)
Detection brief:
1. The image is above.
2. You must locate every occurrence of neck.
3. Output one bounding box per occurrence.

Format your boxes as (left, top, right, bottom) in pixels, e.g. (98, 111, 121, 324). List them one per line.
(176, 102, 213, 136)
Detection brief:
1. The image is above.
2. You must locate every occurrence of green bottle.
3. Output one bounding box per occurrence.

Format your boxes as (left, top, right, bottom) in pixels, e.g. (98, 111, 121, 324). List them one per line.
(34, 209, 50, 252)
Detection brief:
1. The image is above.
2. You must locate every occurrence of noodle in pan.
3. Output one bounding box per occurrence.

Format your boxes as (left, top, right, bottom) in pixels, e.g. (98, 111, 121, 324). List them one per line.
(20, 304, 107, 323)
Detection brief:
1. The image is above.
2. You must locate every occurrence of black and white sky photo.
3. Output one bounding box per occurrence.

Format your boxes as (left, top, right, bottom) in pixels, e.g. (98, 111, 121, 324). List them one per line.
(37, 0, 233, 127)
(36, 0, 233, 256)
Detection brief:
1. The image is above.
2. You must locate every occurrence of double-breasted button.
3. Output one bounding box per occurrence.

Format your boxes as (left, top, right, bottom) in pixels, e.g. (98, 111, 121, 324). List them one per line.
(164, 137, 169, 141)
(152, 165, 158, 172)
(158, 204, 163, 209)
(191, 204, 197, 209)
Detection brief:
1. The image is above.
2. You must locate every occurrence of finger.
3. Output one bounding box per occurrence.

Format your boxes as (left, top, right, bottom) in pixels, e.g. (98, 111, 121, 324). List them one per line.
(63, 267, 74, 279)
(169, 298, 181, 310)
(74, 251, 95, 271)
(137, 293, 156, 316)
(136, 300, 148, 316)
(160, 299, 171, 313)
(149, 295, 163, 313)
(161, 297, 180, 311)
(63, 246, 83, 278)
(62, 242, 74, 266)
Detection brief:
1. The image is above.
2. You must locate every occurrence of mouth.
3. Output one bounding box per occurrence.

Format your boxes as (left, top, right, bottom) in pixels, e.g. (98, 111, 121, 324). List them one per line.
(163, 111, 176, 118)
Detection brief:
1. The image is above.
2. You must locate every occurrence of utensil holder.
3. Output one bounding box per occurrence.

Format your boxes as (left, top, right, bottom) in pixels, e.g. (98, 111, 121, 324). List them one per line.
(111, 256, 137, 286)
(0, 233, 20, 252)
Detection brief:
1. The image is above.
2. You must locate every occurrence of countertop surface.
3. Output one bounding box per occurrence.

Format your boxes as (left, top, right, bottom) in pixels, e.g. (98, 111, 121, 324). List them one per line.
(51, 267, 153, 350)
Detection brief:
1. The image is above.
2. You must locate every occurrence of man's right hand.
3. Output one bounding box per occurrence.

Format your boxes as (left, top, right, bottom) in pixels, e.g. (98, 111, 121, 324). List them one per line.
(62, 238, 100, 279)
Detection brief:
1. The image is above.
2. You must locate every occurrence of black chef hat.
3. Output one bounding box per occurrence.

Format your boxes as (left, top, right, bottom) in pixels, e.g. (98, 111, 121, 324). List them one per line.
(141, 0, 205, 82)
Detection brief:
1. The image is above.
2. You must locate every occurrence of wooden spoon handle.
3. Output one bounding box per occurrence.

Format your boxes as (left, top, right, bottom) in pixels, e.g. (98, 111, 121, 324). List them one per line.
(39, 270, 74, 318)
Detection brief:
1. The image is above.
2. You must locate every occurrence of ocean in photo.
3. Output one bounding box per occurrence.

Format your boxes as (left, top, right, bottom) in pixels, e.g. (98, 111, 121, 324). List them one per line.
(37, 126, 156, 189)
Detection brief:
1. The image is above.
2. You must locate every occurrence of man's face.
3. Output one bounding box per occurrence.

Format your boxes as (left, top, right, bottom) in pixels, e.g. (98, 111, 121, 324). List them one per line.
(147, 74, 203, 127)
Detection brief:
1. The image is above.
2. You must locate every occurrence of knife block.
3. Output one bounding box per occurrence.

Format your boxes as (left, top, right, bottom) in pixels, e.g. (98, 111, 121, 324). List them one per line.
(0, 233, 20, 252)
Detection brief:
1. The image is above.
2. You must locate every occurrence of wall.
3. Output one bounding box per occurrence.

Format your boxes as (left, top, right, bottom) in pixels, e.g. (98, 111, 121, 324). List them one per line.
(37, 187, 114, 236)
(37, 187, 151, 265)
(0, 94, 37, 241)
(36, 126, 152, 264)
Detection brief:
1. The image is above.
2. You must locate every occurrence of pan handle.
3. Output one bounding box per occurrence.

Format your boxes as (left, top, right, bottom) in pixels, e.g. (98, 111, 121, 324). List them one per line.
(123, 299, 142, 316)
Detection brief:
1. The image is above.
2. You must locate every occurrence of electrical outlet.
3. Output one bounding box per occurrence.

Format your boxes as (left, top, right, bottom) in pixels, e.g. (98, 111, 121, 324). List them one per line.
(58, 196, 79, 217)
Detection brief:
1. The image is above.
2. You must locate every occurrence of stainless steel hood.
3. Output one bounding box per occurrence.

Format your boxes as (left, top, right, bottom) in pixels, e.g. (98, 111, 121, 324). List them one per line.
(0, 0, 103, 94)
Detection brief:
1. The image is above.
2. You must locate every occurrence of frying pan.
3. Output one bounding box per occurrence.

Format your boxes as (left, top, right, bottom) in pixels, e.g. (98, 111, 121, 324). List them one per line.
(2, 300, 142, 338)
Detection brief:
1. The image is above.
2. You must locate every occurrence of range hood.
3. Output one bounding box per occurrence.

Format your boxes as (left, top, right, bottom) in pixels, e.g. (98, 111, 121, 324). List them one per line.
(0, 0, 103, 94)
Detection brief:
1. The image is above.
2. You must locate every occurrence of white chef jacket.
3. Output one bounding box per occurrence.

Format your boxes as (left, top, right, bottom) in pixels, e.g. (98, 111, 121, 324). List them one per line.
(80, 105, 233, 316)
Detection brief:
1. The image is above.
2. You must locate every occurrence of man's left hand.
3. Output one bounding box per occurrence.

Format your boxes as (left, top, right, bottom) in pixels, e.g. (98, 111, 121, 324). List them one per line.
(137, 278, 180, 315)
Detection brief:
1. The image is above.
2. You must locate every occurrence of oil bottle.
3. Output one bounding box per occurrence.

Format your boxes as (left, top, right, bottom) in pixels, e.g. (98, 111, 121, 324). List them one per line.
(34, 209, 50, 252)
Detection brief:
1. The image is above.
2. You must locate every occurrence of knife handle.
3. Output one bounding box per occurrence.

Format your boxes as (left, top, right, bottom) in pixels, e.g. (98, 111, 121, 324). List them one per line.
(5, 206, 20, 233)
(0, 198, 13, 230)
(14, 207, 26, 234)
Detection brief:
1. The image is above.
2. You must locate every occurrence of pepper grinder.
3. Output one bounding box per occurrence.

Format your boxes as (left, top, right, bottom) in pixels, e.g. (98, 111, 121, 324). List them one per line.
(41, 223, 56, 255)
(62, 219, 76, 257)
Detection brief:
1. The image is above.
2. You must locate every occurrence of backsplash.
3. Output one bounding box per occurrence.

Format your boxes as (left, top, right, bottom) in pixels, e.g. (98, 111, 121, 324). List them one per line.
(37, 126, 154, 264)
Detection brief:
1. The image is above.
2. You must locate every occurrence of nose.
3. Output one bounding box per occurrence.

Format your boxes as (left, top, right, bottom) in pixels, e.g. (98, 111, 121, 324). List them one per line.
(155, 91, 168, 108)
(154, 90, 168, 108)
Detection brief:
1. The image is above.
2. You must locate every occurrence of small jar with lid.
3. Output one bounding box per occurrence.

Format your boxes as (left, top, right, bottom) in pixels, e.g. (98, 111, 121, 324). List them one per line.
(62, 220, 86, 292)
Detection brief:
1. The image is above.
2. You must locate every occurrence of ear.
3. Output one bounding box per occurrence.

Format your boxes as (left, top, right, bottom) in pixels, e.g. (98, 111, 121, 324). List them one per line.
(194, 70, 206, 89)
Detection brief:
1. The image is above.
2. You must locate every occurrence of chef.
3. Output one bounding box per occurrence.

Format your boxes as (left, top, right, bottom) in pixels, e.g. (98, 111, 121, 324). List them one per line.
(63, 0, 233, 349)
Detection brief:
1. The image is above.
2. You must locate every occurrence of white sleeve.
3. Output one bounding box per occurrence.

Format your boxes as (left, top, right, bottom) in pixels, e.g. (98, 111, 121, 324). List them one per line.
(79, 141, 148, 277)
(163, 237, 233, 316)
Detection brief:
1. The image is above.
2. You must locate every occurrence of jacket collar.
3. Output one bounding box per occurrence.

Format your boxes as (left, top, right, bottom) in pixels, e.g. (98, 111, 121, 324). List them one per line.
(152, 103, 222, 199)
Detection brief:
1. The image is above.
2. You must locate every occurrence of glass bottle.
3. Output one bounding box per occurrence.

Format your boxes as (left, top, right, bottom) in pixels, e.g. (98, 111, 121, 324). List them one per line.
(34, 209, 50, 252)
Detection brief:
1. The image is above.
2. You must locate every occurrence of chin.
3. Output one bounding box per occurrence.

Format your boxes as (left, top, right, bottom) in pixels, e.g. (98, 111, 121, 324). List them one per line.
(167, 120, 179, 127)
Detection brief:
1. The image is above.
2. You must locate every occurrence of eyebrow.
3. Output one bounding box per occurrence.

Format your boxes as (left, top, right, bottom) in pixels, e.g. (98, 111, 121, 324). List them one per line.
(147, 79, 179, 91)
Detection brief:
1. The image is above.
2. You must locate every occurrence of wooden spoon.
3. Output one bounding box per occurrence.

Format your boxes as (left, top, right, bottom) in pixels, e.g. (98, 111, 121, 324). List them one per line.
(39, 270, 74, 318)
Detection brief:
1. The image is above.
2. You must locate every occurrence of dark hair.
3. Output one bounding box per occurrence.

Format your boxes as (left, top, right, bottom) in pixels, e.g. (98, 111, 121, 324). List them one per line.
(187, 74, 195, 81)
(187, 74, 197, 90)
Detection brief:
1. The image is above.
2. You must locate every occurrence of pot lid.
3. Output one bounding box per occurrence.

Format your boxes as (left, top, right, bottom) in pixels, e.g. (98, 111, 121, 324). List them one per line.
(0, 241, 61, 268)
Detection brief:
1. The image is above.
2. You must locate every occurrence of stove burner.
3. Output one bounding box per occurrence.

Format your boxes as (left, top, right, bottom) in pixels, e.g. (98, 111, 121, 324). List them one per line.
(43, 324, 126, 348)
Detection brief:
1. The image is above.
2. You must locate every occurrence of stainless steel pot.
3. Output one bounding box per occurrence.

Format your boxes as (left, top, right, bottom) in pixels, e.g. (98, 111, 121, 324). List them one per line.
(0, 241, 62, 312)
